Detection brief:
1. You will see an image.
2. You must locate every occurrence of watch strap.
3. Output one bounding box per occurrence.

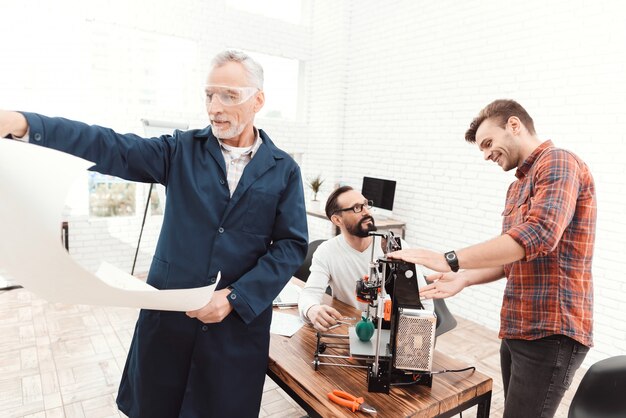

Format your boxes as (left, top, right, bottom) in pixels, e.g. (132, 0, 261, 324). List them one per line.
(444, 250, 460, 272)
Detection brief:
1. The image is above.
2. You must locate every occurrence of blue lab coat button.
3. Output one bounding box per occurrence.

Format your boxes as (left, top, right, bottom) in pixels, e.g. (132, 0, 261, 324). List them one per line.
(230, 293, 237, 300)
(34, 133, 42, 142)
(219, 179, 225, 185)
(218, 227, 224, 233)
(209, 277, 216, 284)
(201, 325, 208, 332)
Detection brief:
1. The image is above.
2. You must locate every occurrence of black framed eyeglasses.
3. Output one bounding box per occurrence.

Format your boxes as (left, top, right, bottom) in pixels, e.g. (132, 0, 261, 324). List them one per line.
(334, 200, 373, 214)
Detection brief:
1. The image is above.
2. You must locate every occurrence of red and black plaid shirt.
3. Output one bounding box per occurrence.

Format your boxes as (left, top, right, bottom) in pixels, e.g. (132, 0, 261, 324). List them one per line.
(501, 140, 596, 347)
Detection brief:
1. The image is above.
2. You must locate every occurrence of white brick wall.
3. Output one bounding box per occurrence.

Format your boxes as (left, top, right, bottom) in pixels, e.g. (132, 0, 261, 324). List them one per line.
(1, 0, 624, 367)
(305, 0, 626, 366)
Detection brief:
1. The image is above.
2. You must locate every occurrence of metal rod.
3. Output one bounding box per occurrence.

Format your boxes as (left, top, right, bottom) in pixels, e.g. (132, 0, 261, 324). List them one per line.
(316, 353, 371, 360)
(132, 183, 154, 276)
(372, 266, 387, 375)
(317, 333, 350, 339)
(312, 362, 368, 369)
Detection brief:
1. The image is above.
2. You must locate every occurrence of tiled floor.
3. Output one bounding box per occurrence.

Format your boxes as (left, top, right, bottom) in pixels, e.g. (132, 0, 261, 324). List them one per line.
(0, 287, 583, 418)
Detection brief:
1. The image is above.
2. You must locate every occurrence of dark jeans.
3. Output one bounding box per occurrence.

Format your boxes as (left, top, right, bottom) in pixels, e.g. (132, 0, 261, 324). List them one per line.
(500, 335, 589, 418)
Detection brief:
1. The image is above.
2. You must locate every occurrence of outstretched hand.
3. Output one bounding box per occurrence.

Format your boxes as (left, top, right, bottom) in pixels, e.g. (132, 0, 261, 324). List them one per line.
(420, 272, 466, 299)
(386, 248, 450, 272)
(0, 110, 28, 138)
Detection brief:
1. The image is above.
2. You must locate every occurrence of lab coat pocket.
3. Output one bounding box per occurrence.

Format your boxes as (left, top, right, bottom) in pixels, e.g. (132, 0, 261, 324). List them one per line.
(243, 191, 279, 235)
(146, 256, 170, 289)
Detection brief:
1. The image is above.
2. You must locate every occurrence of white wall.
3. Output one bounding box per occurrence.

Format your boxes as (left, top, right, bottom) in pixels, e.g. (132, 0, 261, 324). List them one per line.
(1, 0, 311, 272)
(1, 0, 624, 367)
(305, 0, 626, 366)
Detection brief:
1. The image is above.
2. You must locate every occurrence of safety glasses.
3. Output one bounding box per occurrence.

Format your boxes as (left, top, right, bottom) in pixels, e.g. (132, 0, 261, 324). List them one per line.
(204, 85, 259, 106)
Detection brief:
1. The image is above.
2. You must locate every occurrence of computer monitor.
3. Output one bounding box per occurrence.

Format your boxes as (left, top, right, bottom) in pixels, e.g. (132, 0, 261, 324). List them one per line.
(361, 176, 396, 218)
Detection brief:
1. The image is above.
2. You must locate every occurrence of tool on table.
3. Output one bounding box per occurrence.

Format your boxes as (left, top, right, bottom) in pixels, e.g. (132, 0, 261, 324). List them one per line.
(327, 389, 377, 415)
(328, 319, 355, 330)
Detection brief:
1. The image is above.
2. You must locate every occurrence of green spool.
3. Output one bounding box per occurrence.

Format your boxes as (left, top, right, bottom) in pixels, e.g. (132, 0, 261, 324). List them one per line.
(355, 316, 375, 342)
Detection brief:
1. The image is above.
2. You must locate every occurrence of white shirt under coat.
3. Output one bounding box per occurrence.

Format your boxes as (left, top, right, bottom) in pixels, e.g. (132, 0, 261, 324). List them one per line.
(298, 234, 433, 322)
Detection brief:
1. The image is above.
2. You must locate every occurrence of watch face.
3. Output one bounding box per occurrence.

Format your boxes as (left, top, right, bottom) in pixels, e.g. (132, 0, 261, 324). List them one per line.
(445, 251, 459, 272)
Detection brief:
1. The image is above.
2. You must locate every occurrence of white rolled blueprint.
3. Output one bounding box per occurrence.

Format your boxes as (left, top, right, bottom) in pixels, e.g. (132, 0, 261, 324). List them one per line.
(0, 139, 217, 311)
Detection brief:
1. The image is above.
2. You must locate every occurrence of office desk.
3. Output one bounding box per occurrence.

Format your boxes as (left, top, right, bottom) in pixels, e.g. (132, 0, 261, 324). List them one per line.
(306, 207, 406, 239)
(268, 288, 492, 417)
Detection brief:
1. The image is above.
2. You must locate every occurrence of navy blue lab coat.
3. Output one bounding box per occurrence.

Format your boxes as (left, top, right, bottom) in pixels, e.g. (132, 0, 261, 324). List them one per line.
(22, 113, 308, 417)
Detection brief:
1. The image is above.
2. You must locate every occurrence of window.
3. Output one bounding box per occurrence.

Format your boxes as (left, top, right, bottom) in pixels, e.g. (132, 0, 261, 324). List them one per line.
(88, 173, 136, 217)
(247, 51, 301, 120)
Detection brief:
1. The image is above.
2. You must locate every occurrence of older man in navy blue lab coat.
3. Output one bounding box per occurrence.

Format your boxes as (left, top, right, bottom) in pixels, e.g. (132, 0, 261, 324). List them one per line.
(0, 50, 308, 417)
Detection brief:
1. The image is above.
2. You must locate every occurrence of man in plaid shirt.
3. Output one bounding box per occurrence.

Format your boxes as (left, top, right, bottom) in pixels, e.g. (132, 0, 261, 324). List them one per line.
(389, 99, 596, 418)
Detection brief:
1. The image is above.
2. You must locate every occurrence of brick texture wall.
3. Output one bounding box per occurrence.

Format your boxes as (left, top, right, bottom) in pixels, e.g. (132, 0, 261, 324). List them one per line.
(305, 0, 626, 366)
(1, 0, 624, 366)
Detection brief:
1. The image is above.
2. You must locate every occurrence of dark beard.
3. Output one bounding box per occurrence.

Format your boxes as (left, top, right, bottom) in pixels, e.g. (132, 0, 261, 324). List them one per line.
(347, 216, 377, 238)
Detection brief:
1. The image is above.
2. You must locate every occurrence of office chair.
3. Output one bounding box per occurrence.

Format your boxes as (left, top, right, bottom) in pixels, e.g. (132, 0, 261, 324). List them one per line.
(434, 299, 457, 337)
(568, 355, 626, 418)
(293, 239, 326, 282)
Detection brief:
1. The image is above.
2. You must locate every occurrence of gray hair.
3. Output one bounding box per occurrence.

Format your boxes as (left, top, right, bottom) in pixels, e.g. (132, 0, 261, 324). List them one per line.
(210, 49, 264, 89)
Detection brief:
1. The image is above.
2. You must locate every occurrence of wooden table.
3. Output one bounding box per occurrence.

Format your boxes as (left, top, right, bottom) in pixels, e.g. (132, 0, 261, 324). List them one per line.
(268, 288, 492, 417)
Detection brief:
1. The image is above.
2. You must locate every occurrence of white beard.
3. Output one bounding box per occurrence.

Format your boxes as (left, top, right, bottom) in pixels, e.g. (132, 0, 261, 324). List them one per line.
(212, 121, 245, 139)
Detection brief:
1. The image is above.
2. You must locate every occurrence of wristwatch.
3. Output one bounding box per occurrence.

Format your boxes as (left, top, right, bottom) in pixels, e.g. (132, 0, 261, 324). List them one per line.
(444, 250, 460, 272)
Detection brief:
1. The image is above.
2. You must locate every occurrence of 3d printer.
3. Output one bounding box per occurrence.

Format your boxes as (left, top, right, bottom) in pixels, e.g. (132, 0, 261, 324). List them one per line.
(313, 231, 437, 393)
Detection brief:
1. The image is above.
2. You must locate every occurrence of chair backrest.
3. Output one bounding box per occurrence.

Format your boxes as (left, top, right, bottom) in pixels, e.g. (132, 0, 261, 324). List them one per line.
(293, 239, 326, 282)
(434, 298, 457, 337)
(568, 355, 626, 418)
